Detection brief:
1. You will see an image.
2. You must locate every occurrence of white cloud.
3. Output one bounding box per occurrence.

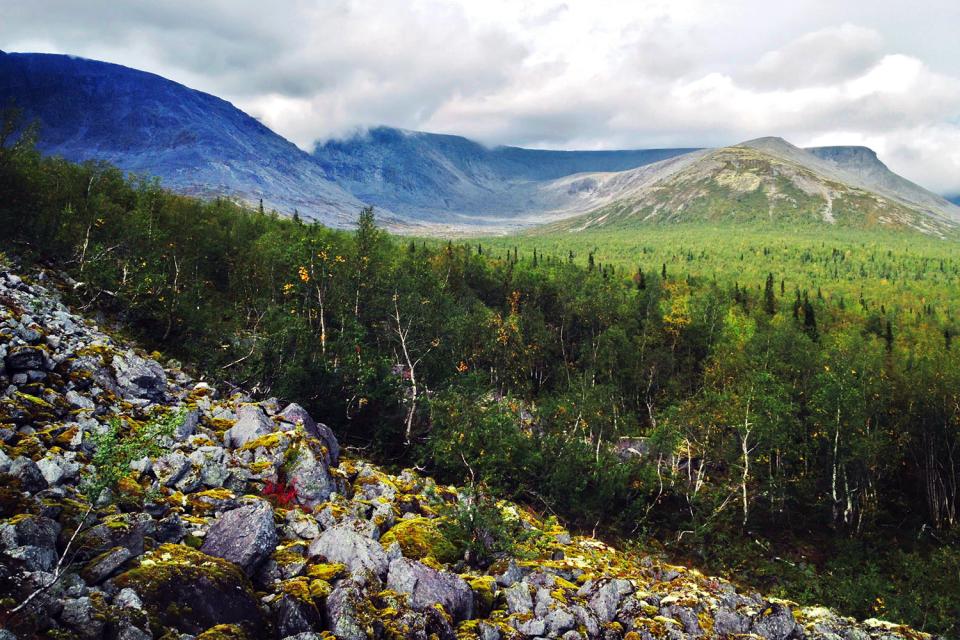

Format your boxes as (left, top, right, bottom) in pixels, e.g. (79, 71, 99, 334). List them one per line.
(3, 0, 960, 193)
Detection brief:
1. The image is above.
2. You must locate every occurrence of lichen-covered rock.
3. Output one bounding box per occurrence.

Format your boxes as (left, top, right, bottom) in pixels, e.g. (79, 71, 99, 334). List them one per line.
(200, 499, 277, 575)
(752, 602, 799, 640)
(9, 456, 48, 493)
(387, 556, 474, 622)
(286, 436, 339, 508)
(114, 544, 267, 635)
(380, 516, 458, 564)
(5, 344, 48, 371)
(308, 523, 388, 579)
(0, 514, 60, 572)
(224, 404, 274, 449)
(112, 352, 167, 401)
(325, 578, 370, 640)
(586, 578, 634, 623)
(278, 402, 340, 465)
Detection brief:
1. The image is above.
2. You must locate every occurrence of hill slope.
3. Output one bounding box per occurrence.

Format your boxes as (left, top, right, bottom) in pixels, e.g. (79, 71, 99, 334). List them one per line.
(0, 263, 942, 639)
(546, 137, 959, 236)
(0, 51, 368, 226)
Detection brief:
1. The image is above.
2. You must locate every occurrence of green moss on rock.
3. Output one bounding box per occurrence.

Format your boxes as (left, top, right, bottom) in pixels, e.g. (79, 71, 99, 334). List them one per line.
(381, 516, 459, 564)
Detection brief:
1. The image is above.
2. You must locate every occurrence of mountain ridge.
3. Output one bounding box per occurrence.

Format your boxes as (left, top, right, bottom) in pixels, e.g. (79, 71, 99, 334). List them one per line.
(544, 137, 959, 236)
(2, 51, 958, 235)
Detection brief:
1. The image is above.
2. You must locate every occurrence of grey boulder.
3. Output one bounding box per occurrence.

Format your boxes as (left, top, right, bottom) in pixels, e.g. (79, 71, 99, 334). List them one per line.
(200, 499, 278, 575)
(308, 524, 388, 579)
(386, 556, 473, 622)
(224, 404, 274, 449)
(112, 353, 167, 401)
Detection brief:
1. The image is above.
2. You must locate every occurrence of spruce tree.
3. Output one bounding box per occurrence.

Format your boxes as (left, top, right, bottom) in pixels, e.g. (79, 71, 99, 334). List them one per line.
(764, 272, 776, 315)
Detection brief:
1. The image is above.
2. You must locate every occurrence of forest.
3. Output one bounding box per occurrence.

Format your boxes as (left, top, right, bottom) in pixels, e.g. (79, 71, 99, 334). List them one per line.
(2, 110, 959, 633)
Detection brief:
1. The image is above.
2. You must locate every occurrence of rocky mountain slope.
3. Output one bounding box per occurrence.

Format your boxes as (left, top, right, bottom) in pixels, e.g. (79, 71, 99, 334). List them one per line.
(0, 51, 369, 227)
(0, 264, 941, 639)
(547, 138, 959, 236)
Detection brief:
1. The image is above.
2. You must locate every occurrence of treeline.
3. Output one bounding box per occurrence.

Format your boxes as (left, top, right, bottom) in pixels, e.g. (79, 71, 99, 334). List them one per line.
(2, 110, 958, 632)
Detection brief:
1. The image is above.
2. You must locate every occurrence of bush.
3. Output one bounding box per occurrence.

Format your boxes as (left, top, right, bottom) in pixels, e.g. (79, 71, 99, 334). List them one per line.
(82, 409, 184, 503)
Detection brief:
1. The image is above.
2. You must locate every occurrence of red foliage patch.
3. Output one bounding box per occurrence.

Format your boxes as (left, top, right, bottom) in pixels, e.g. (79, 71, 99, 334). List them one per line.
(263, 478, 298, 508)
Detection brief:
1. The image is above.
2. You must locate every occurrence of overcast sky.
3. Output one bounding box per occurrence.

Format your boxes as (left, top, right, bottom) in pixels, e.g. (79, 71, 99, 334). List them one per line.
(4, 0, 960, 194)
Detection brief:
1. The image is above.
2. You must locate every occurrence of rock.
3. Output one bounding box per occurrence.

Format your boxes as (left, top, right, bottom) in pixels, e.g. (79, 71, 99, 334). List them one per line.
(386, 556, 474, 622)
(5, 345, 47, 371)
(65, 389, 95, 410)
(309, 523, 388, 579)
(36, 455, 68, 486)
(114, 544, 267, 635)
(0, 448, 10, 473)
(153, 451, 192, 487)
(224, 404, 274, 449)
(9, 456, 49, 493)
(714, 609, 750, 635)
(752, 602, 799, 640)
(81, 545, 134, 584)
(200, 500, 277, 575)
(189, 446, 230, 487)
(114, 588, 144, 610)
(494, 558, 524, 587)
(112, 353, 167, 401)
(588, 578, 634, 623)
(544, 607, 577, 635)
(325, 579, 370, 640)
(503, 582, 533, 615)
(78, 513, 153, 560)
(278, 403, 340, 464)
(286, 440, 339, 508)
(273, 594, 323, 637)
(516, 617, 546, 636)
(60, 596, 105, 640)
(176, 408, 200, 439)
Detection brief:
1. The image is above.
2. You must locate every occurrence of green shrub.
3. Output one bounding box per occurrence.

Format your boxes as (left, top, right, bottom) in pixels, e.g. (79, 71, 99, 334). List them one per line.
(81, 409, 184, 503)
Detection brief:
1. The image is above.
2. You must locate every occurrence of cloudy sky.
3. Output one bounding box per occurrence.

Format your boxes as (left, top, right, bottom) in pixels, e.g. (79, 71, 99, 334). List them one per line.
(4, 0, 960, 194)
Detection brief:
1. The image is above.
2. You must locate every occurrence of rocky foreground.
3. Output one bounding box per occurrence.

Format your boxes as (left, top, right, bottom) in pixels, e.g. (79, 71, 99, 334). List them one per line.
(0, 265, 938, 640)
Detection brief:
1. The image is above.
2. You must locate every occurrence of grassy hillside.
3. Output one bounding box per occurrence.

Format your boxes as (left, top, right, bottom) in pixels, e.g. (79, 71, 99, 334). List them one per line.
(545, 144, 958, 237)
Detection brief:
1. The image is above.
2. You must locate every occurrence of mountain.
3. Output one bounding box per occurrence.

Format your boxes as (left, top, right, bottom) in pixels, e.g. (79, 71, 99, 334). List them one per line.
(807, 145, 960, 224)
(0, 51, 368, 226)
(948, 194, 960, 206)
(312, 126, 696, 225)
(546, 137, 960, 236)
(3, 51, 957, 235)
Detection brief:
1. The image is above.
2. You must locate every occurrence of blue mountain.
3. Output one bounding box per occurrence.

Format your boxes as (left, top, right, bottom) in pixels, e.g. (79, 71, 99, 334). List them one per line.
(0, 51, 364, 225)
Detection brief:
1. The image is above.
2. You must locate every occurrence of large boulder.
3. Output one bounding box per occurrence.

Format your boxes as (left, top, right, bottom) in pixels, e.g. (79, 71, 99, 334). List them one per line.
(308, 523, 388, 579)
(111, 353, 166, 401)
(325, 579, 370, 640)
(9, 456, 49, 493)
(751, 602, 799, 640)
(287, 437, 339, 508)
(278, 403, 340, 465)
(586, 578, 634, 623)
(0, 514, 60, 573)
(114, 544, 267, 635)
(4, 345, 48, 372)
(224, 404, 274, 449)
(200, 499, 277, 575)
(386, 557, 474, 622)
